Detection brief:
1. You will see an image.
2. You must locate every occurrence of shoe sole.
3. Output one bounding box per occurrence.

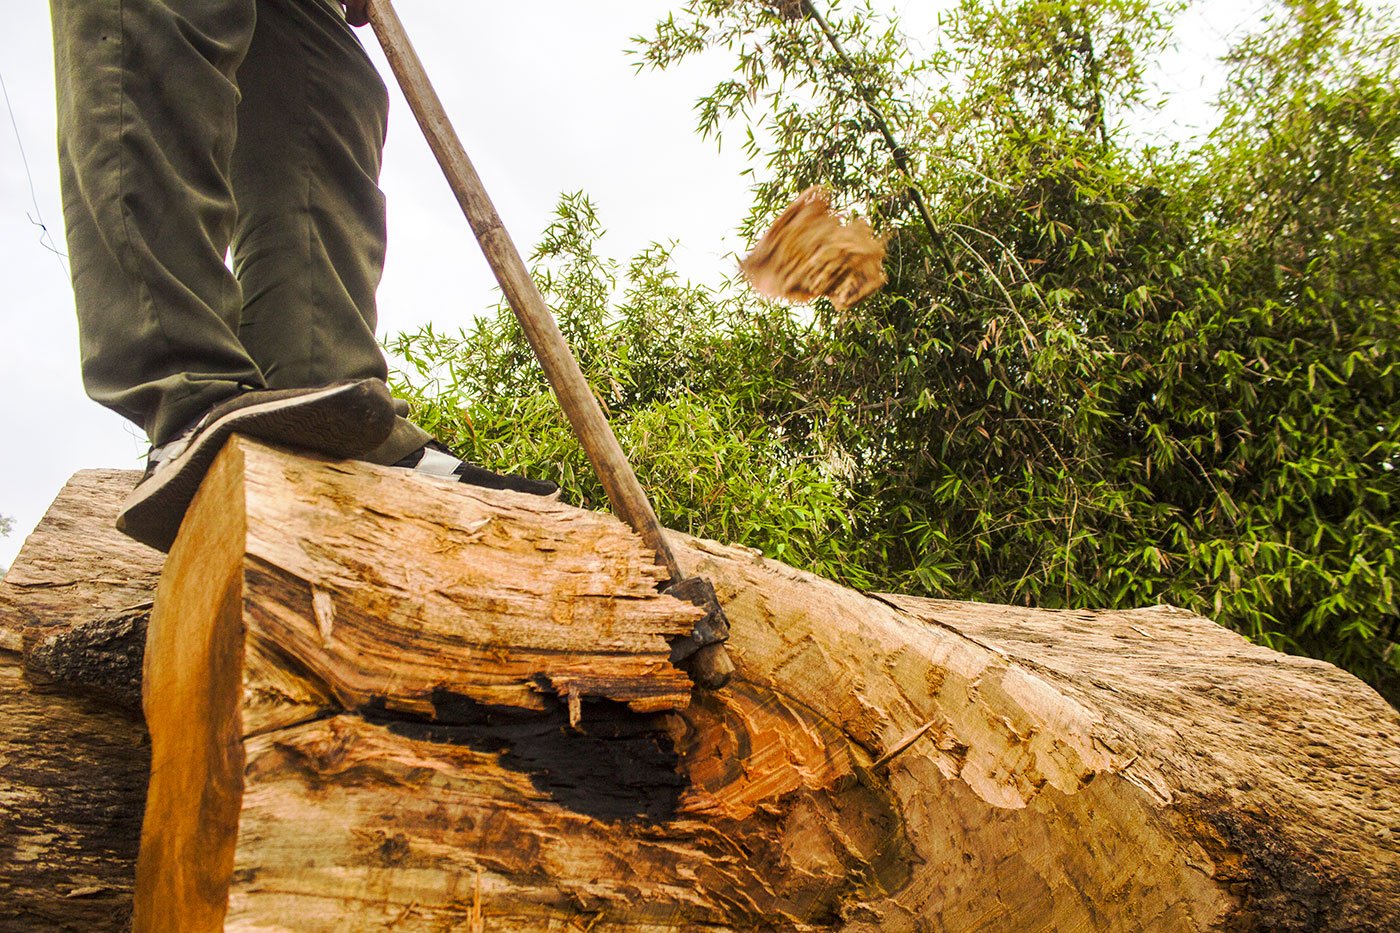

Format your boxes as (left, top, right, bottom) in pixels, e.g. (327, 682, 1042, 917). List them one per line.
(118, 380, 396, 552)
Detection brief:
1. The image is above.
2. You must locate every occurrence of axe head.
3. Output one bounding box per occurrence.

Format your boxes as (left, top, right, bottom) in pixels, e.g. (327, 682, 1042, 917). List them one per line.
(665, 575, 736, 690)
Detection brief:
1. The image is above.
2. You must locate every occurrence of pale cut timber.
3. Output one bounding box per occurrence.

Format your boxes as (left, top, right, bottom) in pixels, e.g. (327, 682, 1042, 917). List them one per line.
(123, 437, 1399, 931)
(209, 435, 697, 721)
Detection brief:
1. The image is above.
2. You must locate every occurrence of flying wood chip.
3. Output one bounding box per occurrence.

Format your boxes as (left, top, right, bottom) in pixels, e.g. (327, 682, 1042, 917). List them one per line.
(740, 186, 888, 311)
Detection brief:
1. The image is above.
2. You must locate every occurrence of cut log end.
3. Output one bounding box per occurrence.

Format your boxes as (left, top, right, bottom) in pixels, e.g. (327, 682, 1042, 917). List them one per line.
(133, 436, 709, 930)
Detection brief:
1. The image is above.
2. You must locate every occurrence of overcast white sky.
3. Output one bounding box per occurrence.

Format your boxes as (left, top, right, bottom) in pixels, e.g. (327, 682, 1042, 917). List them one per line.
(0, 0, 1262, 567)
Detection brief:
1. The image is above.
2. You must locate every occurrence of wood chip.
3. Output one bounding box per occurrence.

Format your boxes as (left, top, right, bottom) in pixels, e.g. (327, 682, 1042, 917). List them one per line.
(741, 185, 887, 311)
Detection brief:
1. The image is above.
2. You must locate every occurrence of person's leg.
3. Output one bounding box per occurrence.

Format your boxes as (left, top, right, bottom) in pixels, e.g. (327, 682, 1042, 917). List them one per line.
(51, 0, 266, 446)
(231, 0, 428, 462)
(231, 0, 387, 389)
(226, 0, 555, 493)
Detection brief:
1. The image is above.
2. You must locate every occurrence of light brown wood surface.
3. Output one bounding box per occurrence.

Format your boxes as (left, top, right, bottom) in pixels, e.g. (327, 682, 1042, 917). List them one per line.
(3, 446, 1397, 930)
(366, 0, 678, 575)
(135, 438, 1399, 931)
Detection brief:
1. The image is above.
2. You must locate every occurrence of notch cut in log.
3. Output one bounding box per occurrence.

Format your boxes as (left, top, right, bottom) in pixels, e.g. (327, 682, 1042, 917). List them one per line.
(120, 436, 1400, 931)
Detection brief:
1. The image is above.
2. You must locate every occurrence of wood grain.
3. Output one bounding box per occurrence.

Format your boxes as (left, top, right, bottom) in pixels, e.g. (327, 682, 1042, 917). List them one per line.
(140, 438, 1400, 931)
(0, 469, 162, 653)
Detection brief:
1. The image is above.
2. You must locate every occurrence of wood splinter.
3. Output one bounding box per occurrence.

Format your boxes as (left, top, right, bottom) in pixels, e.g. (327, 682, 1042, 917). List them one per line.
(871, 718, 940, 772)
(741, 185, 888, 310)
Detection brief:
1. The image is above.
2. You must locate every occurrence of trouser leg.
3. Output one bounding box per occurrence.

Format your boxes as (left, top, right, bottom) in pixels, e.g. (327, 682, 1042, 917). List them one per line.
(231, 0, 428, 461)
(52, 0, 427, 458)
(231, 0, 391, 390)
(52, 0, 263, 446)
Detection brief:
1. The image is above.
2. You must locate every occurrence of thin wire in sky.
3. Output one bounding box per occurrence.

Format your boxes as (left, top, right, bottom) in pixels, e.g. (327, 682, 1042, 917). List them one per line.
(1, 71, 69, 277)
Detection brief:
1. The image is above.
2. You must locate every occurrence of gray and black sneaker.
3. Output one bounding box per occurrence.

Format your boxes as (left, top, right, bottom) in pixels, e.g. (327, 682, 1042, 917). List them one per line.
(118, 379, 397, 552)
(393, 440, 559, 497)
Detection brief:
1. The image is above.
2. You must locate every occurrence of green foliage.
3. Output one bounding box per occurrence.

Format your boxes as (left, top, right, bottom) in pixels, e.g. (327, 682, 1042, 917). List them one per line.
(1191, 0, 1400, 674)
(392, 0, 1399, 704)
(0, 514, 11, 538)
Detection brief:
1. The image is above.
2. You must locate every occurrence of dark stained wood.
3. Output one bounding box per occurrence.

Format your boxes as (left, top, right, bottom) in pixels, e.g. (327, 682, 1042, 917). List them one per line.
(0, 651, 148, 931)
(0, 470, 156, 931)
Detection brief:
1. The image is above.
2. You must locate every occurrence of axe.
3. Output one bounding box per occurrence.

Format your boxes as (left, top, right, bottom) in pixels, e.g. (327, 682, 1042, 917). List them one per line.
(366, 0, 735, 689)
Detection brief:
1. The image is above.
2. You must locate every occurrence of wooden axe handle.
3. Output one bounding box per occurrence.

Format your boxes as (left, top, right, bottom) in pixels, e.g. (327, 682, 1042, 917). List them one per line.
(366, 3, 735, 690)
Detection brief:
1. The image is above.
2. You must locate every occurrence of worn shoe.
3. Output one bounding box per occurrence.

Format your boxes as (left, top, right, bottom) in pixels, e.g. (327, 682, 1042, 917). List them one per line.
(118, 379, 397, 552)
(393, 440, 559, 497)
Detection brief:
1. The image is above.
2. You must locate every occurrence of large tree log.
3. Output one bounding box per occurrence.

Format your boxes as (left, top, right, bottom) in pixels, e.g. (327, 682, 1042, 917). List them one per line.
(2, 440, 1397, 930)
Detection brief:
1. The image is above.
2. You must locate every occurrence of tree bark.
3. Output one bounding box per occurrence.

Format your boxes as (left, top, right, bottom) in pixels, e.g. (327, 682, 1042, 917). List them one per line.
(0, 470, 161, 930)
(2, 439, 1397, 931)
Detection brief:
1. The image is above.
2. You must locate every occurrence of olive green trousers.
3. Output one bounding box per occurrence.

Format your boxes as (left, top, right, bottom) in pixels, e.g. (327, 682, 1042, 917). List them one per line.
(51, 0, 427, 457)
